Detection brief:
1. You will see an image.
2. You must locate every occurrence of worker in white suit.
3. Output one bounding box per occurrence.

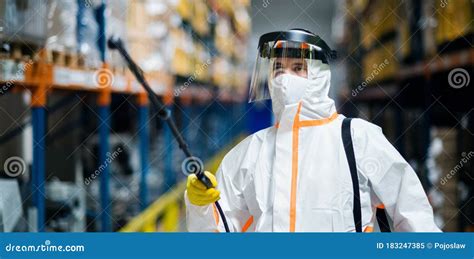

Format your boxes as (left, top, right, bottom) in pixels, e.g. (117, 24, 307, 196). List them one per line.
(185, 29, 441, 232)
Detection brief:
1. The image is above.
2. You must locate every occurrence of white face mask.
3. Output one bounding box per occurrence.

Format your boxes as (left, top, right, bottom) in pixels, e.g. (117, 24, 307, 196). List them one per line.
(268, 61, 336, 121)
(269, 73, 311, 105)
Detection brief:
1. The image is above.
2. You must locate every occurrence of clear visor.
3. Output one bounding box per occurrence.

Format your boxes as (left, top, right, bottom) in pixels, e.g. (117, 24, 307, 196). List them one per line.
(249, 40, 323, 102)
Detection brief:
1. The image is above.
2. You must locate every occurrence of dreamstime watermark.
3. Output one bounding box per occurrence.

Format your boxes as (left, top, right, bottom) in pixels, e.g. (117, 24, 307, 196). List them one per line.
(262, 0, 272, 8)
(448, 68, 470, 89)
(0, 59, 34, 95)
(181, 156, 204, 176)
(174, 59, 211, 97)
(360, 157, 381, 177)
(84, 147, 122, 185)
(440, 151, 474, 185)
(3, 156, 26, 177)
(83, 0, 92, 8)
(352, 59, 389, 97)
(93, 68, 115, 89)
(440, 0, 448, 8)
(5, 240, 85, 253)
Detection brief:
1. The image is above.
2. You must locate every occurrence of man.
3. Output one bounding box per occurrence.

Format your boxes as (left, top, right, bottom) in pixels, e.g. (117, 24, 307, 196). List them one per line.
(185, 29, 441, 232)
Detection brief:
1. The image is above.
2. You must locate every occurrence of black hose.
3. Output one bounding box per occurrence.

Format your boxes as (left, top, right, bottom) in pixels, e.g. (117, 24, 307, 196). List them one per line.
(108, 37, 230, 232)
(214, 201, 230, 232)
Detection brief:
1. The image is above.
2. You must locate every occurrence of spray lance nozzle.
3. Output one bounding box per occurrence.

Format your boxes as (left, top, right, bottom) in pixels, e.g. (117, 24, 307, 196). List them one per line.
(107, 36, 215, 190)
(108, 36, 228, 231)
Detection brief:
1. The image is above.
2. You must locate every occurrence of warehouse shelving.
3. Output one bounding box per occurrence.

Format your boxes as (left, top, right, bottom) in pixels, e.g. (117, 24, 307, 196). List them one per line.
(351, 48, 474, 101)
(1, 55, 244, 231)
(398, 48, 474, 81)
(0, 0, 252, 233)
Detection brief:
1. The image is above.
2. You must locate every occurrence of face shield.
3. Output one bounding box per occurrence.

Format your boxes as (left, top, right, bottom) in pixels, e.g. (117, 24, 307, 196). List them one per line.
(249, 30, 337, 102)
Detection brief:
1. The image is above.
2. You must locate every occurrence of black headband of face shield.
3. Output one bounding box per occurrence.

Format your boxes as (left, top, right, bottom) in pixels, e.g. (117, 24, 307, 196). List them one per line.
(262, 47, 329, 63)
(257, 29, 337, 63)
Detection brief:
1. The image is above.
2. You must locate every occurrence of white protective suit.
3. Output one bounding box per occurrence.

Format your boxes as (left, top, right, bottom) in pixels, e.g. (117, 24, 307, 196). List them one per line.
(185, 58, 441, 232)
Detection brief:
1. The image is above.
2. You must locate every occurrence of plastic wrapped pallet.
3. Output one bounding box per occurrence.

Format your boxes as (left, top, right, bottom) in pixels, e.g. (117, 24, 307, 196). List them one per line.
(0, 0, 48, 45)
(190, 0, 210, 36)
(170, 29, 194, 76)
(232, 5, 250, 36)
(435, 0, 473, 46)
(192, 43, 211, 82)
(127, 0, 171, 72)
(176, 0, 193, 21)
(362, 41, 398, 84)
(427, 128, 460, 231)
(211, 56, 231, 87)
(77, 0, 101, 69)
(360, 0, 398, 50)
(106, 0, 128, 69)
(45, 0, 77, 53)
(214, 17, 233, 58)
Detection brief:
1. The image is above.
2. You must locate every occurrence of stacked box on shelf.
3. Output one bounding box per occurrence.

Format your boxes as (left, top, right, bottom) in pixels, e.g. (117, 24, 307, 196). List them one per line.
(357, 0, 400, 84)
(231, 64, 249, 97)
(48, 0, 131, 90)
(192, 42, 211, 82)
(0, 0, 48, 83)
(107, 0, 129, 72)
(191, 0, 210, 36)
(46, 1, 82, 87)
(150, 0, 251, 99)
(212, 1, 250, 91)
(0, 0, 48, 45)
(46, 1, 77, 54)
(211, 56, 232, 89)
(212, 16, 233, 88)
(171, 0, 208, 80)
(354, 0, 432, 83)
(345, 0, 370, 15)
(127, 0, 174, 94)
(362, 41, 398, 84)
(359, 0, 398, 50)
(214, 16, 233, 58)
(170, 29, 195, 77)
(230, 0, 251, 37)
(230, 37, 249, 93)
(76, 1, 101, 69)
(127, 0, 155, 67)
(434, 0, 473, 52)
(176, 0, 193, 21)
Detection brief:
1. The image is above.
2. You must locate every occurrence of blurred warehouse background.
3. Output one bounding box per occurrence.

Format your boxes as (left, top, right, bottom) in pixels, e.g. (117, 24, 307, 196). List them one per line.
(0, 0, 472, 232)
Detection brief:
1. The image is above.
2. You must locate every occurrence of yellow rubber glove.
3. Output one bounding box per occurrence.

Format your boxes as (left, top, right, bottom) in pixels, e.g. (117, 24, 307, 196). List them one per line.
(186, 171, 220, 206)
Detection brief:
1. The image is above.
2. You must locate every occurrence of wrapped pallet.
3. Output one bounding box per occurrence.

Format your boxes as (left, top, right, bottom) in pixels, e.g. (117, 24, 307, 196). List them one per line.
(106, 0, 128, 69)
(362, 41, 398, 84)
(190, 0, 210, 36)
(170, 29, 194, 77)
(428, 128, 460, 231)
(214, 17, 233, 58)
(0, 0, 48, 45)
(76, 0, 101, 69)
(46, 0, 77, 53)
(360, 0, 398, 50)
(128, 0, 172, 72)
(435, 0, 473, 47)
